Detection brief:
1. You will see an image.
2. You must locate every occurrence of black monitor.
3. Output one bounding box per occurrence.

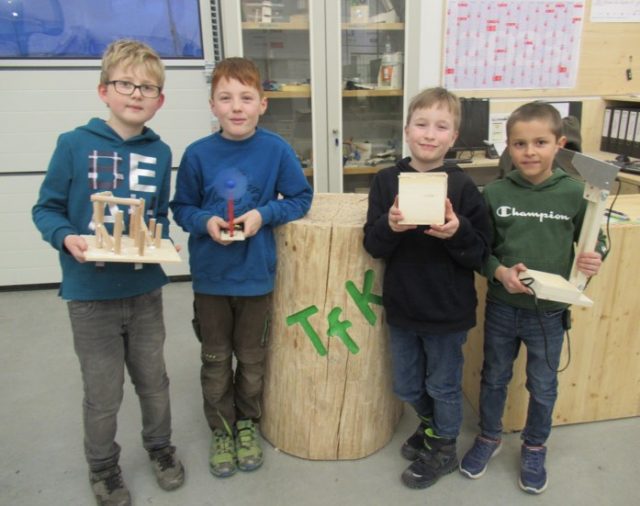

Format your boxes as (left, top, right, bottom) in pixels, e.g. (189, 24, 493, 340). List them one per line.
(446, 98, 490, 158)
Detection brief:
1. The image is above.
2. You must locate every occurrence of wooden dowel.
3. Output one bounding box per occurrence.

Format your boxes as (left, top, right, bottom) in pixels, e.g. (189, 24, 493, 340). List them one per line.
(138, 229, 146, 256)
(91, 194, 141, 206)
(154, 223, 163, 248)
(114, 211, 123, 254)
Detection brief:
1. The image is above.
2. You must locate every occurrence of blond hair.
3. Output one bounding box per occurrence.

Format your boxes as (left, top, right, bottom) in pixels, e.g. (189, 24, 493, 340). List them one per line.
(100, 39, 165, 88)
(406, 87, 461, 130)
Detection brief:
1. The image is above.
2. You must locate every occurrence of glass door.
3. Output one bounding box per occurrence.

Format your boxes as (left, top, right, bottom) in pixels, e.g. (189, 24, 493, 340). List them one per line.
(234, 1, 318, 189)
(340, 1, 406, 193)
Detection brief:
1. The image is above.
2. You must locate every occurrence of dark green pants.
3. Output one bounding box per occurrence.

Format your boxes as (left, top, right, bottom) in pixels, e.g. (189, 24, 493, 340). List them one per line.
(193, 292, 271, 432)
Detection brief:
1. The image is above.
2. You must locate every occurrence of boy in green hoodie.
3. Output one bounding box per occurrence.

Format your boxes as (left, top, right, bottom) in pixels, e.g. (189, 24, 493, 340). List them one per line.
(33, 40, 184, 505)
(459, 102, 603, 494)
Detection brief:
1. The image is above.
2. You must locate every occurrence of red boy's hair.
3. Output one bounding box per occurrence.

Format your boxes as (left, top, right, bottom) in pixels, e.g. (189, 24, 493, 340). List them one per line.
(210, 57, 263, 98)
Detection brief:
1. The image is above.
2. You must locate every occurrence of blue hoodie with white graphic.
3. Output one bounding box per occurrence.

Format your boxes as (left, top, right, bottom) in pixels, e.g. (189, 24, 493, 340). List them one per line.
(33, 118, 171, 300)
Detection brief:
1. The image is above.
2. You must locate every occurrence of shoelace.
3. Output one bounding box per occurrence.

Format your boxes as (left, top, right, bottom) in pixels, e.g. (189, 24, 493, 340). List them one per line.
(155, 451, 175, 471)
(522, 448, 544, 472)
(103, 471, 124, 493)
(473, 439, 498, 460)
(215, 433, 234, 454)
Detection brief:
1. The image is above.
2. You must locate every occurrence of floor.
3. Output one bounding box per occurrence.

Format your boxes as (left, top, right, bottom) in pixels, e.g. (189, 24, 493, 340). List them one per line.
(1, 281, 638, 506)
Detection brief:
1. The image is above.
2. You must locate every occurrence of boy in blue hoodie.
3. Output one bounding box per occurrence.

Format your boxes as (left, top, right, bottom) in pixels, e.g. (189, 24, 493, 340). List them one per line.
(33, 40, 184, 505)
(170, 57, 312, 478)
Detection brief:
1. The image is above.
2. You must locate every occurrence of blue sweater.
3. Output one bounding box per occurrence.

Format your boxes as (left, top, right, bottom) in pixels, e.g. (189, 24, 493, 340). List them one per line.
(170, 128, 312, 296)
(32, 118, 172, 300)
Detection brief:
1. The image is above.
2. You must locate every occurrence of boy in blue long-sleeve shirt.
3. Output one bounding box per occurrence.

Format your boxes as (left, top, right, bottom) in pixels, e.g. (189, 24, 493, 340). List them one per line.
(170, 57, 312, 478)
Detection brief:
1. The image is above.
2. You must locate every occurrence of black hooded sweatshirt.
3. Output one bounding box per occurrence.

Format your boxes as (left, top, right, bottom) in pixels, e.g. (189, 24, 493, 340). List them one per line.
(363, 157, 492, 333)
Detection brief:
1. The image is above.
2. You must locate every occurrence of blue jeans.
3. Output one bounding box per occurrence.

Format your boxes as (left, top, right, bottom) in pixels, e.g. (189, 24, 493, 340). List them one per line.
(68, 288, 172, 472)
(388, 325, 467, 439)
(479, 300, 565, 446)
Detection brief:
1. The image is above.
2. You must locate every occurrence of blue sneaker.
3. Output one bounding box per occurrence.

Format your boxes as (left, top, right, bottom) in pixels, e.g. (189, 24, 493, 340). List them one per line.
(459, 435, 502, 479)
(519, 444, 548, 494)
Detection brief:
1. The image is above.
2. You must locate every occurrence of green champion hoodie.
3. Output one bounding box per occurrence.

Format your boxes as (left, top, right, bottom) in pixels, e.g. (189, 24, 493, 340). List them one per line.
(482, 168, 601, 311)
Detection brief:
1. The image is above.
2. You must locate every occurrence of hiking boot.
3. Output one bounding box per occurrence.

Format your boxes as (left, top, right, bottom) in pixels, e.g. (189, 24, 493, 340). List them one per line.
(209, 429, 237, 478)
(519, 444, 548, 494)
(401, 428, 458, 489)
(149, 445, 185, 491)
(401, 421, 429, 461)
(459, 435, 502, 479)
(235, 419, 263, 472)
(89, 465, 131, 506)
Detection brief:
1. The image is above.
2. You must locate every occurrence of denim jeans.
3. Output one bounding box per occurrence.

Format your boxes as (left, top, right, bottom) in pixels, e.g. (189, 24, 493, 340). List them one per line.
(388, 325, 467, 439)
(479, 299, 565, 446)
(194, 293, 271, 432)
(68, 288, 172, 472)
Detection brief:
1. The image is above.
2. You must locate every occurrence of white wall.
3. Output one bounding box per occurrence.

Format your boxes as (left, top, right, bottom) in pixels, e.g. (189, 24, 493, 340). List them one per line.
(0, 0, 447, 288)
(0, 66, 212, 286)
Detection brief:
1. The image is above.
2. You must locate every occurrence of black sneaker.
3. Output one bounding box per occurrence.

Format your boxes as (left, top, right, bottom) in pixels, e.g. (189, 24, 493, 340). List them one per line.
(401, 429, 458, 489)
(89, 465, 131, 506)
(401, 421, 429, 461)
(149, 445, 185, 491)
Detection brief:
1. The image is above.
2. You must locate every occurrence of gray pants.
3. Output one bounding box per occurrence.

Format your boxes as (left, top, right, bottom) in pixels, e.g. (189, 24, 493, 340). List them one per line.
(68, 288, 172, 472)
(194, 293, 271, 432)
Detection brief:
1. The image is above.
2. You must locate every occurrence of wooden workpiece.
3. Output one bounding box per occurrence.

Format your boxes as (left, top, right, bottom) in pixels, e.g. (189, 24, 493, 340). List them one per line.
(81, 192, 181, 264)
(398, 172, 448, 225)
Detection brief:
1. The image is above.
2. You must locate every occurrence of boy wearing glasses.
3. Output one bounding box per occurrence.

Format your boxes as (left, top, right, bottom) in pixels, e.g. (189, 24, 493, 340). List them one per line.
(33, 39, 184, 505)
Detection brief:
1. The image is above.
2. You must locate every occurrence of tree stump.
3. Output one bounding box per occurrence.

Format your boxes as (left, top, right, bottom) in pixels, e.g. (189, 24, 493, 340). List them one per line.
(261, 193, 403, 460)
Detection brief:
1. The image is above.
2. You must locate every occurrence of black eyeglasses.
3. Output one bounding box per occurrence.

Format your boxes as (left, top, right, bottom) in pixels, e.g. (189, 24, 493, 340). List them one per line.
(107, 80, 162, 98)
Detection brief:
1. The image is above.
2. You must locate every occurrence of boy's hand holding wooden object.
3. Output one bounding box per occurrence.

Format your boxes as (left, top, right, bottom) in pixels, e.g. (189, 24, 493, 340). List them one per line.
(398, 172, 448, 225)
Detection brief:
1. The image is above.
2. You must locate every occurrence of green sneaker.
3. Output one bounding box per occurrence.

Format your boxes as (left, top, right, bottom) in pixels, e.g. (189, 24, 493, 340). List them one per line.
(235, 419, 263, 472)
(209, 429, 237, 478)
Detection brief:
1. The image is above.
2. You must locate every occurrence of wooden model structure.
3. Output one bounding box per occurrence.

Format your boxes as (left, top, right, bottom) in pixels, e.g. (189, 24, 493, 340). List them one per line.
(517, 150, 620, 307)
(81, 191, 181, 264)
(398, 172, 448, 225)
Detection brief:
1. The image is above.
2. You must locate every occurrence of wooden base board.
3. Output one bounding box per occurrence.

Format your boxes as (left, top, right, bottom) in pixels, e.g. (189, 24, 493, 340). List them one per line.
(81, 235, 182, 264)
(519, 269, 593, 307)
(220, 229, 245, 241)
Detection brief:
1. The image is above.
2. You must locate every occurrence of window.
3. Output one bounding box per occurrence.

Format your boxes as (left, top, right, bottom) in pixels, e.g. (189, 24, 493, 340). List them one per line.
(0, 0, 204, 59)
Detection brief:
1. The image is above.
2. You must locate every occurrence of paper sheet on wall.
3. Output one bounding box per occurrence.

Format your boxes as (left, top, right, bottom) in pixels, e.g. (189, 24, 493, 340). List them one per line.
(443, 1, 584, 90)
(488, 113, 510, 156)
(591, 0, 640, 22)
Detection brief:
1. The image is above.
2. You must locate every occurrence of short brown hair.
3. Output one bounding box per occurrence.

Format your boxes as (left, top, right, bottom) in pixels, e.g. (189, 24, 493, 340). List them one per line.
(100, 39, 165, 88)
(406, 87, 461, 130)
(506, 102, 563, 140)
(210, 57, 263, 99)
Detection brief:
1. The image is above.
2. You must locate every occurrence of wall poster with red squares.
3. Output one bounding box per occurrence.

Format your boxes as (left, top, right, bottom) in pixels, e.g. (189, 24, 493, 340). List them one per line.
(443, 1, 585, 90)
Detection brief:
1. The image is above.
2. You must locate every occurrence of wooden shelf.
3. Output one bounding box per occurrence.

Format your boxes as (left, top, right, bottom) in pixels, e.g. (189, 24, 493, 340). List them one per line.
(343, 163, 394, 175)
(342, 22, 404, 30)
(266, 89, 403, 99)
(343, 89, 403, 98)
(265, 91, 311, 99)
(603, 95, 640, 104)
(242, 21, 309, 30)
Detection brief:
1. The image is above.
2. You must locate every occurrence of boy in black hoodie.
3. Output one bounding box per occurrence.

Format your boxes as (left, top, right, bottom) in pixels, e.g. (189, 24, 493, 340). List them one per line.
(363, 87, 491, 490)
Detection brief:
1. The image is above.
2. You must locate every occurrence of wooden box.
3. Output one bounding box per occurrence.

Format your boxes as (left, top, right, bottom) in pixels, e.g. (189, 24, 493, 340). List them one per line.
(398, 172, 448, 225)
